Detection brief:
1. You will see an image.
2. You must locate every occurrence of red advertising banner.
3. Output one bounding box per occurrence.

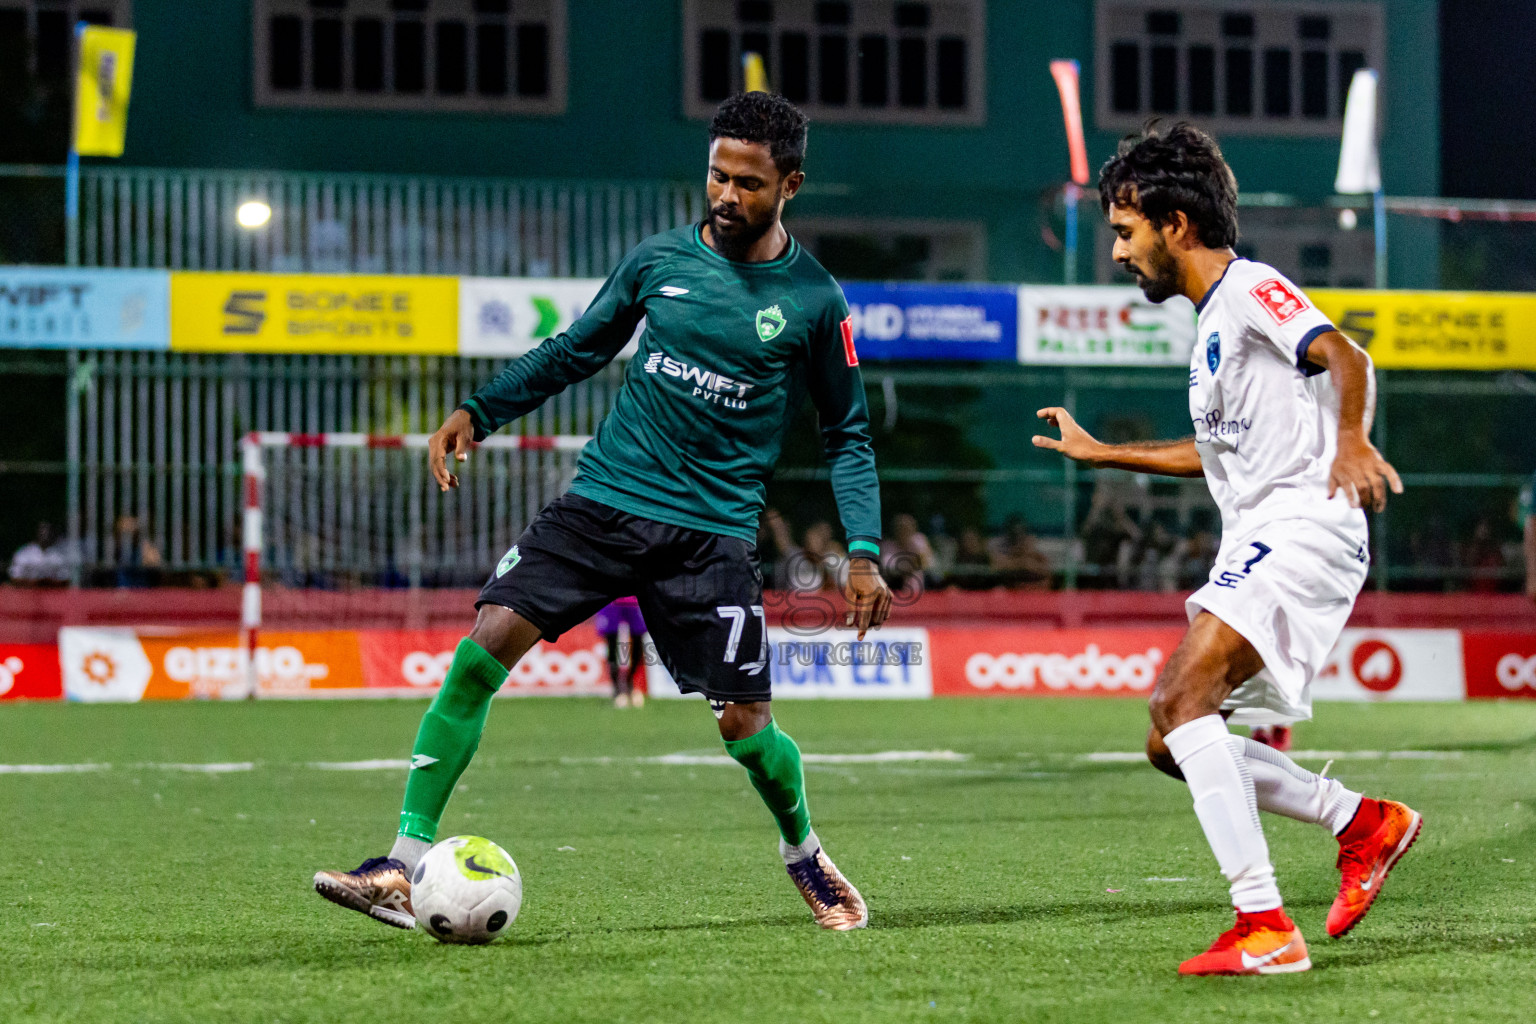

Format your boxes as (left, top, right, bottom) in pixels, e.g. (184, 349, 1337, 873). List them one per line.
(1462, 632, 1536, 699)
(0, 643, 63, 701)
(929, 627, 1184, 697)
(358, 624, 622, 696)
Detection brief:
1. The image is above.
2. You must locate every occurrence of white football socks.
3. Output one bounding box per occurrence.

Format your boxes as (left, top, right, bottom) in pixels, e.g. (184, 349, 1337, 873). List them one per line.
(780, 828, 822, 866)
(389, 835, 430, 873)
(1241, 737, 1363, 836)
(1164, 715, 1283, 913)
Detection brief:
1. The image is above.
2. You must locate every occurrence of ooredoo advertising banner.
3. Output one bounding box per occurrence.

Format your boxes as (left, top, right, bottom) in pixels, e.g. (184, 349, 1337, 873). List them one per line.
(0, 643, 63, 701)
(0, 268, 170, 349)
(1310, 629, 1465, 703)
(1461, 632, 1536, 699)
(929, 628, 1184, 697)
(358, 625, 619, 697)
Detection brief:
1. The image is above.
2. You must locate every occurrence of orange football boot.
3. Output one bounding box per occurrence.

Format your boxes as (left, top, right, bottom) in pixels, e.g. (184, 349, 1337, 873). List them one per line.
(1327, 798, 1423, 938)
(1179, 908, 1311, 976)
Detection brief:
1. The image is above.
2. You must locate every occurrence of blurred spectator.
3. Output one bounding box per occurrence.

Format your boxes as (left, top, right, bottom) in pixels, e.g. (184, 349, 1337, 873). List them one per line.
(1406, 515, 1455, 591)
(951, 527, 995, 590)
(926, 513, 958, 580)
(1179, 518, 1220, 590)
(1462, 516, 1505, 593)
(1523, 475, 1536, 602)
(882, 513, 937, 590)
(764, 511, 847, 592)
(1130, 512, 1185, 592)
(988, 514, 1051, 589)
(8, 521, 73, 586)
(1079, 481, 1141, 588)
(112, 514, 163, 588)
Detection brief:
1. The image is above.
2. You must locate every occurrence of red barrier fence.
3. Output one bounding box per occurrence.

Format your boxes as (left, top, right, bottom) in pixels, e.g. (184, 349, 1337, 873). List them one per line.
(3, 586, 1534, 645)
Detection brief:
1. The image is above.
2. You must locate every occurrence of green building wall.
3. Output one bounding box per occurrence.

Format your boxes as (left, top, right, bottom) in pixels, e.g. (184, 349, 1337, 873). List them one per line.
(119, 1, 1439, 285)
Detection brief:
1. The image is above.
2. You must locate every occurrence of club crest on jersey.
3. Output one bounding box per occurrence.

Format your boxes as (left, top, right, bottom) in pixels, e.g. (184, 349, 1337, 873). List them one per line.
(1206, 332, 1221, 373)
(755, 304, 787, 342)
(497, 545, 521, 577)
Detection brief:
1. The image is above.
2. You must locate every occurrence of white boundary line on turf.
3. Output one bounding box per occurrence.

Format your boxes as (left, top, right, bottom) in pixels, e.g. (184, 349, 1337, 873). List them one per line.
(1079, 749, 1465, 763)
(0, 761, 255, 774)
(2, 748, 1470, 774)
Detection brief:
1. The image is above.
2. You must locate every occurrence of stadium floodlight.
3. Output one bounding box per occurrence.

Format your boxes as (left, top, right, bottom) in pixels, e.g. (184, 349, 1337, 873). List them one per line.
(236, 199, 272, 229)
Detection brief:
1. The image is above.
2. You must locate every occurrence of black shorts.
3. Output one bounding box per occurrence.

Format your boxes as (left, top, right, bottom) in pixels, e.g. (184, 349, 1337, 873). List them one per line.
(478, 493, 769, 703)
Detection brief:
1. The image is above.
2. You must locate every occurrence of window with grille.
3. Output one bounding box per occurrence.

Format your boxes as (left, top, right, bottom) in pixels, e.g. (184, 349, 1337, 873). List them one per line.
(1095, 2, 1382, 136)
(0, 0, 129, 79)
(684, 1, 986, 124)
(252, 0, 566, 113)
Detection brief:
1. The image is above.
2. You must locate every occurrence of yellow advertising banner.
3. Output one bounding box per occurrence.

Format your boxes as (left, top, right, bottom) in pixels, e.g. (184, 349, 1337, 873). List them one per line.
(73, 26, 136, 157)
(170, 273, 457, 354)
(1311, 289, 1536, 370)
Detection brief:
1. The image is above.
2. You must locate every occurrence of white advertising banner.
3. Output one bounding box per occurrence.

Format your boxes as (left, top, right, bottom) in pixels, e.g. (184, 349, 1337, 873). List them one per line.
(458, 277, 641, 358)
(1017, 285, 1197, 366)
(1311, 628, 1466, 703)
(648, 627, 932, 700)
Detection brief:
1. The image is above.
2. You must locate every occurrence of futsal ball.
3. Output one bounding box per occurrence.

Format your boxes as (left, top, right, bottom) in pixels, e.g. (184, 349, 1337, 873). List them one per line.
(411, 835, 523, 944)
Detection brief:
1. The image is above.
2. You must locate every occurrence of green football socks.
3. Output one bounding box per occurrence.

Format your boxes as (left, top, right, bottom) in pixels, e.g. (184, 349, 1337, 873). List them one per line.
(397, 638, 507, 843)
(724, 720, 812, 846)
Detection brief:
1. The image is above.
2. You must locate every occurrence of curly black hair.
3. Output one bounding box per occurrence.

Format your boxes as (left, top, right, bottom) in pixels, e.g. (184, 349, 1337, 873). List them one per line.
(708, 93, 809, 176)
(1097, 122, 1239, 248)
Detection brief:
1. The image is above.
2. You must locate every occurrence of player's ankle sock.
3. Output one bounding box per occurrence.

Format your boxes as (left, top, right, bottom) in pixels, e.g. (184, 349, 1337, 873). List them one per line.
(1242, 906, 1295, 931)
(723, 720, 812, 847)
(1164, 715, 1283, 913)
(779, 828, 822, 866)
(1337, 796, 1386, 843)
(397, 638, 507, 842)
(389, 835, 430, 873)
(1240, 736, 1363, 834)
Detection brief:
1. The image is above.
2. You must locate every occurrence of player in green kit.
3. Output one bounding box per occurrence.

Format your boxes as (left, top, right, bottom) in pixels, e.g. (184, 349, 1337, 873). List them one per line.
(313, 93, 891, 932)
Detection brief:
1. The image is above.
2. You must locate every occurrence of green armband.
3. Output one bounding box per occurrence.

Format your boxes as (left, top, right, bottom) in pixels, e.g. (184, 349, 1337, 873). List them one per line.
(848, 540, 881, 560)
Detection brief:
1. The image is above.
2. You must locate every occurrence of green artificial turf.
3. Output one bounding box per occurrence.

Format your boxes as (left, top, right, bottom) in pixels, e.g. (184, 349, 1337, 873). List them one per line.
(2, 697, 1533, 1023)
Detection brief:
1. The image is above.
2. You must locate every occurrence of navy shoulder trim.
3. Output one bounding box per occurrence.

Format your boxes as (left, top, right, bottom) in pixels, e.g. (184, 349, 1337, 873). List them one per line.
(1295, 323, 1333, 377)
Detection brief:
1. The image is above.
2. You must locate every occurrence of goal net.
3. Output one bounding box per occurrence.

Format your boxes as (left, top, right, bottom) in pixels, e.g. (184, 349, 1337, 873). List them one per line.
(237, 430, 592, 695)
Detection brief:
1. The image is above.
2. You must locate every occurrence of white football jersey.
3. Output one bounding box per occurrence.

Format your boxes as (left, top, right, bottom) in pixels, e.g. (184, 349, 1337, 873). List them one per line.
(1188, 258, 1367, 542)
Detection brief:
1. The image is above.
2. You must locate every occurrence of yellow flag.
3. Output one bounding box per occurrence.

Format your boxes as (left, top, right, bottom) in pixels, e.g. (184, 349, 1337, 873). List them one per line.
(742, 52, 769, 93)
(74, 25, 136, 157)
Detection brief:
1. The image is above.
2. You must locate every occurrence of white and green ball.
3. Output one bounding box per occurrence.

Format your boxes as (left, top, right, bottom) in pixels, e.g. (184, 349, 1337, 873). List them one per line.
(411, 836, 523, 945)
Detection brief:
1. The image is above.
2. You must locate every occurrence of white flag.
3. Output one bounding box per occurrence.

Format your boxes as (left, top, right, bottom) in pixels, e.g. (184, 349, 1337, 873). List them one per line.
(1335, 68, 1381, 194)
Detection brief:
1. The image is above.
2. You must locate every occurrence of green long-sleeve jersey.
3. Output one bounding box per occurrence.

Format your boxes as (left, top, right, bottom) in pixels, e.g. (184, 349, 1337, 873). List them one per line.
(460, 224, 880, 546)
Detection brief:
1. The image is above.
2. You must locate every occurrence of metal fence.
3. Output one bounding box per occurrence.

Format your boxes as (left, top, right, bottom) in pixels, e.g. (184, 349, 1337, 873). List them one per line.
(71, 167, 708, 276)
(68, 350, 625, 582)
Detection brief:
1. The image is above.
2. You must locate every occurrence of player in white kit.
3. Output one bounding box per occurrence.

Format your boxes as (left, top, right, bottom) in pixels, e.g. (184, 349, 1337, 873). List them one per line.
(1034, 125, 1422, 976)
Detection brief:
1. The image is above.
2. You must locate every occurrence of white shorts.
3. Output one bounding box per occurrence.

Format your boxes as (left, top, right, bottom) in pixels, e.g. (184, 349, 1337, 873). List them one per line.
(1186, 518, 1369, 726)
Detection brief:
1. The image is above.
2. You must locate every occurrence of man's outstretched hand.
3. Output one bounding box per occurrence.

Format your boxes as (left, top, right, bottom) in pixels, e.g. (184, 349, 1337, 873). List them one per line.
(428, 408, 475, 492)
(1032, 407, 1105, 465)
(1329, 431, 1403, 512)
(844, 558, 893, 640)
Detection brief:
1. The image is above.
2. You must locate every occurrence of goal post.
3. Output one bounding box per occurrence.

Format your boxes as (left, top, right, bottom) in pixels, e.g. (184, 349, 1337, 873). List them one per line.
(239, 430, 592, 697)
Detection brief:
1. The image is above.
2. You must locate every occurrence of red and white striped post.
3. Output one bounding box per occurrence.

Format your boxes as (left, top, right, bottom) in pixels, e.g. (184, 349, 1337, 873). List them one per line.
(240, 432, 267, 699)
(238, 431, 591, 698)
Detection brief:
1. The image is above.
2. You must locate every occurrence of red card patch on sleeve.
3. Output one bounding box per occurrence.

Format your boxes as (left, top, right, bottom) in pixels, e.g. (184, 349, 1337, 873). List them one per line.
(1249, 278, 1309, 324)
(840, 316, 859, 366)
